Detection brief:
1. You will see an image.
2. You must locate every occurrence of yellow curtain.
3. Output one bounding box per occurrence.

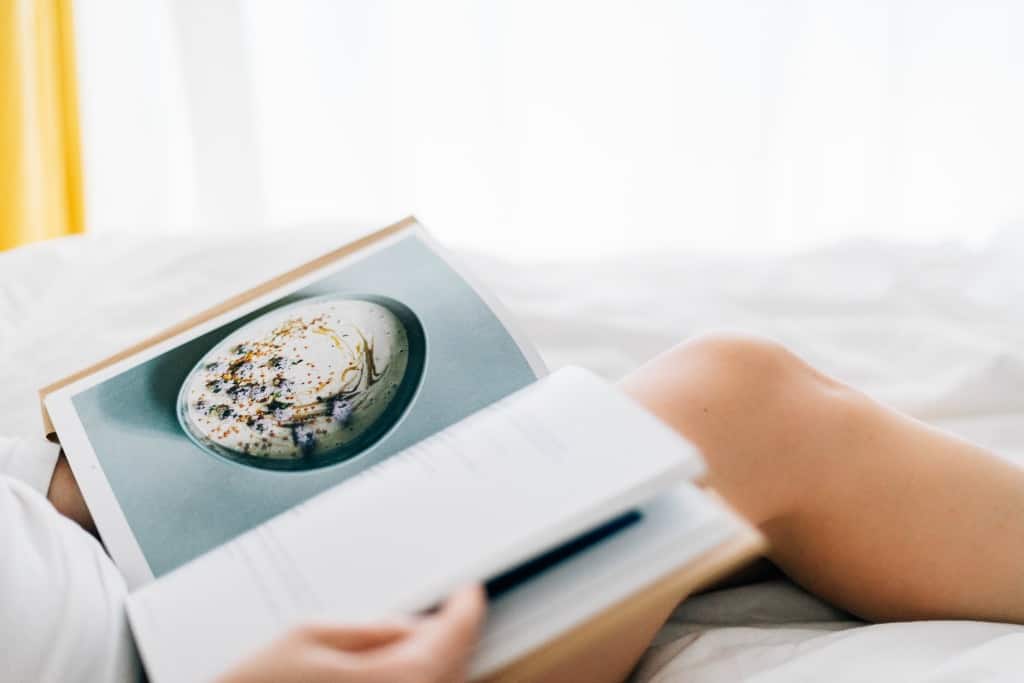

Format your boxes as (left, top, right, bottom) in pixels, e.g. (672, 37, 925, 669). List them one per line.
(0, 0, 84, 251)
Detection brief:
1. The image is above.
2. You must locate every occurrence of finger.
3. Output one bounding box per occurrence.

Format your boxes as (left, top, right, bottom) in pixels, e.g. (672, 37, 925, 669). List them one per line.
(433, 584, 487, 634)
(298, 619, 417, 653)
(398, 585, 487, 669)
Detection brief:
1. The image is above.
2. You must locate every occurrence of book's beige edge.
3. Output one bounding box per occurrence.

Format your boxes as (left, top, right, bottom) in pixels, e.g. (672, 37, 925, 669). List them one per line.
(479, 495, 766, 683)
(38, 216, 418, 440)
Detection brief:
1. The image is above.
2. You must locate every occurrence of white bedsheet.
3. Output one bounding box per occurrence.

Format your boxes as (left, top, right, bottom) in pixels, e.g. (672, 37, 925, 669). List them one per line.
(3, 225, 1024, 681)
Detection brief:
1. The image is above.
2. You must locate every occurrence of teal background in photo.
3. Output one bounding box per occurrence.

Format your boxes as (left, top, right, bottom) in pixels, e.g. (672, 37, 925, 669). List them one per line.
(72, 235, 539, 577)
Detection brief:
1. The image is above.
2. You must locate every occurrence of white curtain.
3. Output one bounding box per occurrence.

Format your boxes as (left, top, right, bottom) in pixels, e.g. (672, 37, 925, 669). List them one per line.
(74, 1, 1024, 258)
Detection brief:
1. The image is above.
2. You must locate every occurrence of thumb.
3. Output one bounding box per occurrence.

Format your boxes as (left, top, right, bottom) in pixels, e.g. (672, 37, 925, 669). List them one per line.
(400, 585, 487, 672)
(429, 584, 486, 635)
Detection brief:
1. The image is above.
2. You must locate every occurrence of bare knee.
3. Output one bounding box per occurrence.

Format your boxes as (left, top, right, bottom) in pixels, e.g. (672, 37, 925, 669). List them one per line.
(669, 332, 816, 391)
(624, 331, 837, 423)
(622, 332, 854, 522)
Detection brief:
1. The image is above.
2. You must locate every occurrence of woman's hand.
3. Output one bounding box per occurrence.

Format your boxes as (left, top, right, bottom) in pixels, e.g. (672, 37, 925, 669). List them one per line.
(47, 451, 96, 535)
(218, 585, 487, 683)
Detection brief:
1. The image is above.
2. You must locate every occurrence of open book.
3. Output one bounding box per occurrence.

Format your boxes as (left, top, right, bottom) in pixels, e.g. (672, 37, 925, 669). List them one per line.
(41, 217, 763, 682)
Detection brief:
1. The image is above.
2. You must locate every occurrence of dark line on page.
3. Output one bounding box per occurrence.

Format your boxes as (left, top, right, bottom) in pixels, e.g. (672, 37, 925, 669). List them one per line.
(484, 510, 643, 601)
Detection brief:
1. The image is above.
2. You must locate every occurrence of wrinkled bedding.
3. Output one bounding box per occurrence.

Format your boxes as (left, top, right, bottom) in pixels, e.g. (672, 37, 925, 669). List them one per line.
(4, 226, 1024, 681)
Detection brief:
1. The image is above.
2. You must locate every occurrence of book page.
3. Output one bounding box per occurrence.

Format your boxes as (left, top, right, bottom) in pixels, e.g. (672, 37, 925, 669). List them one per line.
(44, 220, 546, 588)
(128, 367, 705, 682)
(472, 482, 746, 677)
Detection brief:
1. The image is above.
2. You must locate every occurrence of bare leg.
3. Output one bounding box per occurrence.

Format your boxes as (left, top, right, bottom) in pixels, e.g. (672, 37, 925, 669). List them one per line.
(514, 333, 1024, 682)
(622, 333, 1024, 623)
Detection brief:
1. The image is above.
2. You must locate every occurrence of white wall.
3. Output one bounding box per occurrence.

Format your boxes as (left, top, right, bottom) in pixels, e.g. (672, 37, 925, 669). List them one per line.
(74, 1, 1024, 259)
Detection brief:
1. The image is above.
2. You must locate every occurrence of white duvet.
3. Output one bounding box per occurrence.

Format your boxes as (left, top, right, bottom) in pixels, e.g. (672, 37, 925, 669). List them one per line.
(3, 226, 1024, 681)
